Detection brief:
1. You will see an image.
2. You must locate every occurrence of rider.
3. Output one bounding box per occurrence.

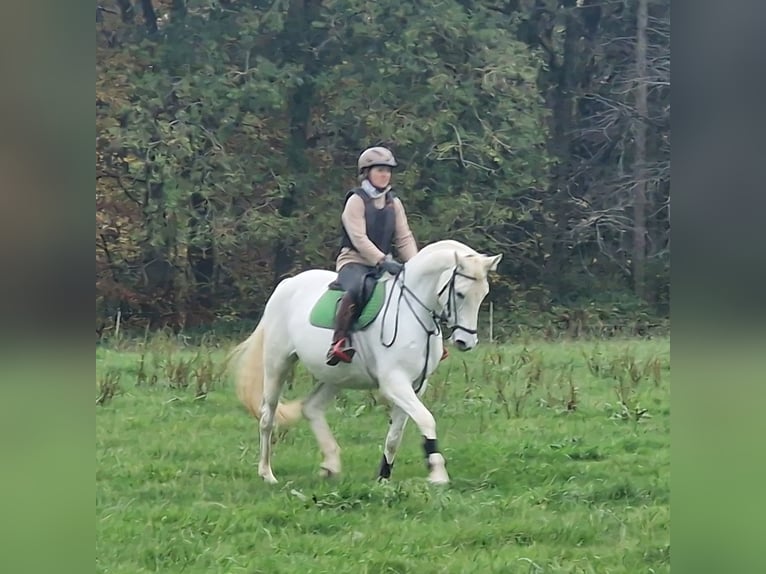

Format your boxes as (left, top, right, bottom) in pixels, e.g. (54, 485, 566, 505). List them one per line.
(325, 146, 418, 366)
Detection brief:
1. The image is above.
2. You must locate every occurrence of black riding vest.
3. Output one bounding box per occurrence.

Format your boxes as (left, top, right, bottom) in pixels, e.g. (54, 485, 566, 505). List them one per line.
(339, 188, 397, 256)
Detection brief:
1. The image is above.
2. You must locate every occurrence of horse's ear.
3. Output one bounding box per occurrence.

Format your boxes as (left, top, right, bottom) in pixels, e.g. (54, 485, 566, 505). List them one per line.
(486, 254, 502, 271)
(454, 250, 462, 269)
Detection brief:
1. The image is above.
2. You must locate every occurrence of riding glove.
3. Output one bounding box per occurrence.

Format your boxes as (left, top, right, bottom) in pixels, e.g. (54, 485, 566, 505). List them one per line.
(377, 256, 403, 275)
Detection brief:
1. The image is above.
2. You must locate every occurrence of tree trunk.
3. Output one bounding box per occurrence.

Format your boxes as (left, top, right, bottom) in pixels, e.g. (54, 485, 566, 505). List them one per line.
(172, 0, 187, 19)
(542, 1, 580, 297)
(632, 0, 648, 299)
(188, 192, 215, 310)
(115, 0, 135, 23)
(140, 0, 158, 34)
(271, 0, 321, 287)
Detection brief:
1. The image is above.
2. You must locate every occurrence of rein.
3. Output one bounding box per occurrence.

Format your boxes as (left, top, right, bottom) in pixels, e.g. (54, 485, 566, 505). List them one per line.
(379, 265, 477, 392)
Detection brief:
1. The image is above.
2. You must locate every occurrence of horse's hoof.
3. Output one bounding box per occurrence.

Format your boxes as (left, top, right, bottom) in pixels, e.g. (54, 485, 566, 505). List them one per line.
(426, 453, 449, 485)
(428, 476, 450, 486)
(260, 473, 278, 484)
(319, 466, 339, 479)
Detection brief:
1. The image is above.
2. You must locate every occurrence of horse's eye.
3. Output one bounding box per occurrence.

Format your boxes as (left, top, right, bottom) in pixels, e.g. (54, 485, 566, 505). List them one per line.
(456, 292, 465, 300)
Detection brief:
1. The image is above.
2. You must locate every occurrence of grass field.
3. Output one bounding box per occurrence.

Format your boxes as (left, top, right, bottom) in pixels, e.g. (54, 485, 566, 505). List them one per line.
(96, 336, 669, 573)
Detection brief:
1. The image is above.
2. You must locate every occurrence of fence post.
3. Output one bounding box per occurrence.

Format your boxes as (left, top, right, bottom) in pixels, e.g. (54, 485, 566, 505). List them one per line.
(489, 301, 494, 343)
(115, 310, 122, 340)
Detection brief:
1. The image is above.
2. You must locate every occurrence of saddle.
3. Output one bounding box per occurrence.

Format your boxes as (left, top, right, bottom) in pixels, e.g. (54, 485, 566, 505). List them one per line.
(309, 275, 387, 330)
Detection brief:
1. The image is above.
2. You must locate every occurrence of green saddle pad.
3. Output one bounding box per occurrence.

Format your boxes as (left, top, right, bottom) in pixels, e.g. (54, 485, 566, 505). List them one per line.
(309, 281, 386, 330)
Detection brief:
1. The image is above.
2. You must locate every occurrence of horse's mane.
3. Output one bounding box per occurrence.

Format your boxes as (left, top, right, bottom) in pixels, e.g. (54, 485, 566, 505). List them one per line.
(416, 240, 479, 257)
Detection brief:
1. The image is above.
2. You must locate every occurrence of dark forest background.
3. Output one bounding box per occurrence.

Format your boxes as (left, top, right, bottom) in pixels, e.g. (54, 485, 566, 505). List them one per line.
(96, 0, 669, 339)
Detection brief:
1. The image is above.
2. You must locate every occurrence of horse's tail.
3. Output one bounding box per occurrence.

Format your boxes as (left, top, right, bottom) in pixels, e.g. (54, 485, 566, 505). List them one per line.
(232, 321, 304, 427)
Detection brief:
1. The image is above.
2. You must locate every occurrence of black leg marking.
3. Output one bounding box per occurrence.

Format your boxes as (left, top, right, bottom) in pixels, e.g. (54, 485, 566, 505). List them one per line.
(378, 454, 394, 480)
(423, 437, 439, 469)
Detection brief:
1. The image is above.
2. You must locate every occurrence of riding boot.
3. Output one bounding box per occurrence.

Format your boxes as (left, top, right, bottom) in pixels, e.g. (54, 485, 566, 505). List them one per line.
(326, 293, 358, 366)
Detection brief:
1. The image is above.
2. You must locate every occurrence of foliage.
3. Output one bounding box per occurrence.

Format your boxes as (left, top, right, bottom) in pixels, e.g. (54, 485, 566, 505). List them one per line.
(96, 0, 670, 333)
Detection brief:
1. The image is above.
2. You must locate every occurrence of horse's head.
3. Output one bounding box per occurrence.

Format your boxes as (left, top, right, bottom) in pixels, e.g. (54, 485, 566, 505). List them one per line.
(439, 251, 502, 351)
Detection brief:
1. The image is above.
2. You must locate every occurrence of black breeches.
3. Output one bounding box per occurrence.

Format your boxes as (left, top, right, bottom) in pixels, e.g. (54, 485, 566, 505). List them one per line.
(336, 263, 380, 306)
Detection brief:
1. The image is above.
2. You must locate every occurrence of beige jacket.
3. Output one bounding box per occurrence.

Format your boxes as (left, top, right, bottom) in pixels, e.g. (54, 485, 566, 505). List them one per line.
(336, 192, 418, 271)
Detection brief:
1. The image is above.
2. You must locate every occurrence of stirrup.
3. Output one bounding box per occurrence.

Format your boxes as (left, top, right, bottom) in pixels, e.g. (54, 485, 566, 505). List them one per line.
(326, 339, 355, 366)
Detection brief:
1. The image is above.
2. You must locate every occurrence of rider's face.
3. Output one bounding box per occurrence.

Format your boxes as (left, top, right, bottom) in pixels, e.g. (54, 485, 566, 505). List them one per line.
(369, 166, 392, 189)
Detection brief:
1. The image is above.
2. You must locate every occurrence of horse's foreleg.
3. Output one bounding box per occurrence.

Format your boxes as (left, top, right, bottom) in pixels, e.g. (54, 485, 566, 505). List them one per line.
(378, 404, 409, 480)
(379, 375, 449, 485)
(302, 383, 341, 477)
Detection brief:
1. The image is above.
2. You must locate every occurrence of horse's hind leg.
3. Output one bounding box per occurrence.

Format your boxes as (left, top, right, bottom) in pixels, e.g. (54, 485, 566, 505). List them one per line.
(302, 383, 341, 477)
(377, 404, 409, 481)
(258, 352, 296, 484)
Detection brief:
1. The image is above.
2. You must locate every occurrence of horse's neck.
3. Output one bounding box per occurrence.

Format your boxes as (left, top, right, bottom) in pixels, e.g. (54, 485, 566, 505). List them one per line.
(399, 250, 454, 310)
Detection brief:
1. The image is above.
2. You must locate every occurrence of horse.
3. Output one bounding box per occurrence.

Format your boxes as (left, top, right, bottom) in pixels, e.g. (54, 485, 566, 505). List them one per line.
(232, 239, 502, 485)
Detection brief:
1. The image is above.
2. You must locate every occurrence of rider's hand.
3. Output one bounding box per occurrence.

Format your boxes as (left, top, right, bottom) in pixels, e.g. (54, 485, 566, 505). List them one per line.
(377, 255, 403, 275)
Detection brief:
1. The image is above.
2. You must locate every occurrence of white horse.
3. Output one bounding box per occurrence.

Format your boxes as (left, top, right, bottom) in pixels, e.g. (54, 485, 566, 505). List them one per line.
(232, 240, 501, 485)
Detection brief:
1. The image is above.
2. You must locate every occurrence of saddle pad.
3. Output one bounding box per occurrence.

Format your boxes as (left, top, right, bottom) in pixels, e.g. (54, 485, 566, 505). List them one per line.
(309, 281, 386, 330)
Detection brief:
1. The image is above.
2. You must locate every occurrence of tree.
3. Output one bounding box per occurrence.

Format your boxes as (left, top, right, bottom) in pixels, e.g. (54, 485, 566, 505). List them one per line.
(96, 0, 550, 328)
(96, 0, 670, 333)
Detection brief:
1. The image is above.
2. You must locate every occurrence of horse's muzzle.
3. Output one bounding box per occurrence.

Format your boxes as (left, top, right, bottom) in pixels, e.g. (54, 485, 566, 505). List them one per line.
(454, 339, 469, 351)
(452, 326, 478, 351)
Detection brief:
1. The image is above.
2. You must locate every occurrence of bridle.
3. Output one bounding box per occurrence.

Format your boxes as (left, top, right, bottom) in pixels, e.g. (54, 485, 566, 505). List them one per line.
(436, 267, 479, 336)
(379, 265, 479, 391)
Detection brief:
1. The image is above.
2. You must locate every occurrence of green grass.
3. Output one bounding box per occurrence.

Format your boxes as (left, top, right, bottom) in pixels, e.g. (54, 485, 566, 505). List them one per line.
(96, 337, 669, 573)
